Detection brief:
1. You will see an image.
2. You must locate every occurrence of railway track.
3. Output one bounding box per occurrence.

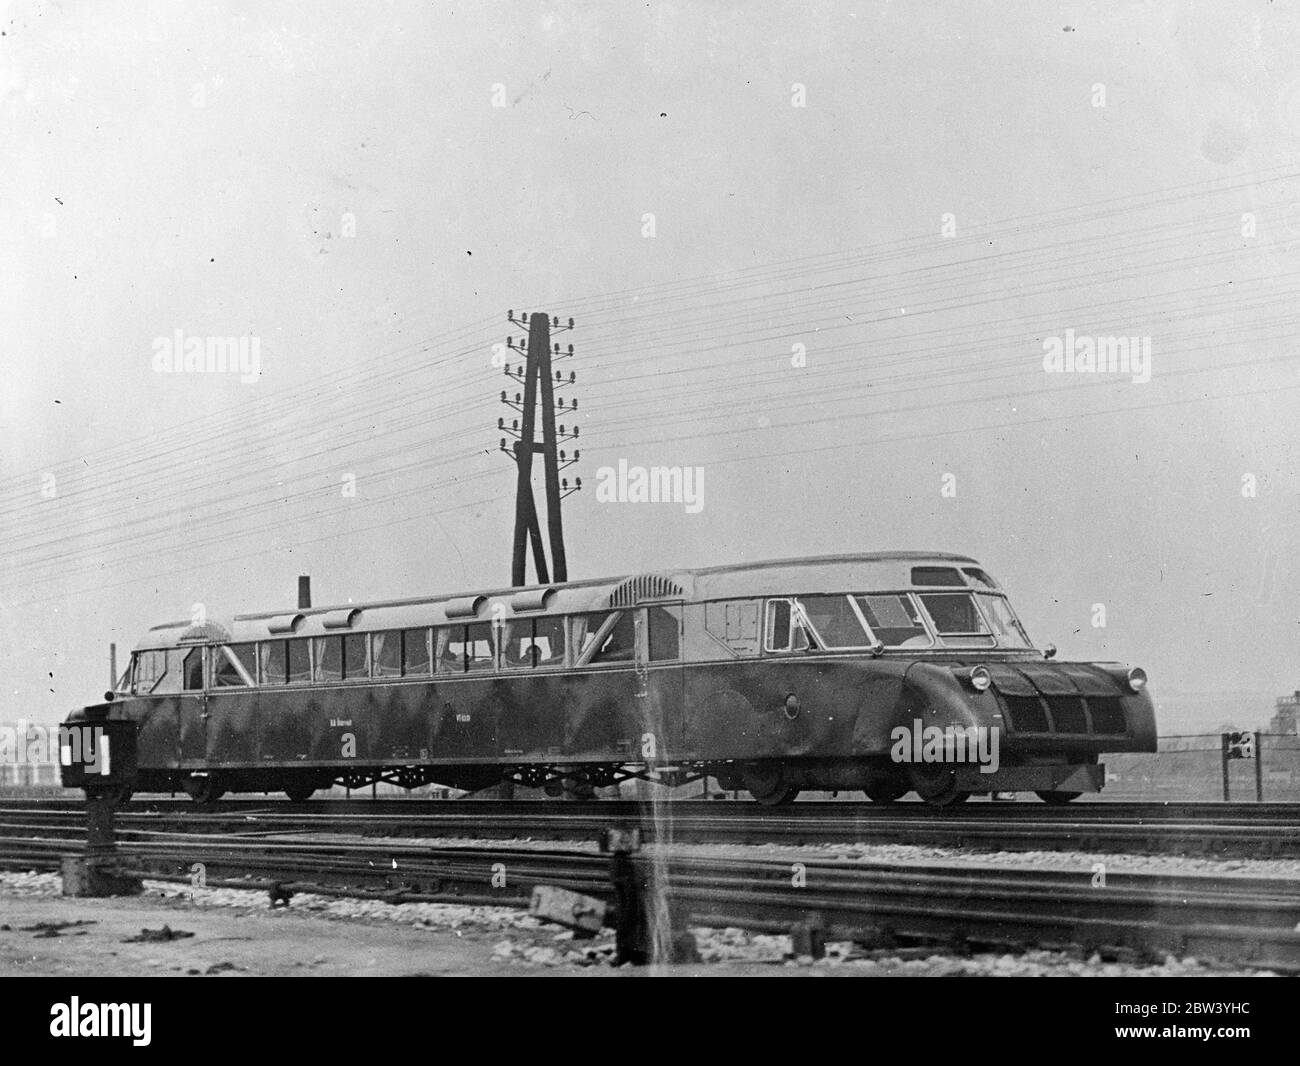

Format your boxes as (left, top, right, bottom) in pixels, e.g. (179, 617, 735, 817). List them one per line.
(2, 797, 1298, 857)
(3, 827, 1299, 971)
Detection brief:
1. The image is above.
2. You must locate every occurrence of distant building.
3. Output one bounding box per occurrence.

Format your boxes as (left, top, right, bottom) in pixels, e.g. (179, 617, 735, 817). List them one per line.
(1269, 692, 1300, 736)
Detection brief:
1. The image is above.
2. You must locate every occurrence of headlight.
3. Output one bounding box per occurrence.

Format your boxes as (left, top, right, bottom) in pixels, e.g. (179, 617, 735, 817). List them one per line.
(1126, 667, 1147, 693)
(969, 665, 992, 692)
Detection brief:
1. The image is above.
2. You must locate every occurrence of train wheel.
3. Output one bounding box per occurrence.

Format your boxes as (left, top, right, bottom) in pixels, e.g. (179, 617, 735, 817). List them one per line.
(741, 762, 799, 806)
(1036, 790, 1082, 805)
(864, 783, 907, 804)
(284, 784, 316, 803)
(182, 776, 225, 805)
(748, 764, 795, 806)
(908, 765, 969, 808)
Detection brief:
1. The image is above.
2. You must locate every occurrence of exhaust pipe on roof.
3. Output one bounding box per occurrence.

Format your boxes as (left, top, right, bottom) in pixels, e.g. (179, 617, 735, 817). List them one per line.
(298, 575, 311, 610)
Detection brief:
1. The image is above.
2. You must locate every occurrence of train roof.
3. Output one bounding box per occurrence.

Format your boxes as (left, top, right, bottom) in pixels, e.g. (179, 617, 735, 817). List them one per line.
(134, 551, 987, 650)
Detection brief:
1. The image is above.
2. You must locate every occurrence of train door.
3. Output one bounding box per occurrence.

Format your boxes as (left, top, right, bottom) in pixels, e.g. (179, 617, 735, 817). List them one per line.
(206, 643, 259, 765)
(634, 603, 685, 763)
(176, 644, 208, 765)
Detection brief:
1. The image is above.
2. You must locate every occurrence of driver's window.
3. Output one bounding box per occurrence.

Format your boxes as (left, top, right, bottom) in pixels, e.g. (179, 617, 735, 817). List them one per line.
(182, 647, 205, 691)
(765, 599, 813, 653)
(765, 600, 792, 652)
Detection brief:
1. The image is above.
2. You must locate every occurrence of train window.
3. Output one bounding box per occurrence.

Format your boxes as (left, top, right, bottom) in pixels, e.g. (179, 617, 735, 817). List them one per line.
(260, 641, 288, 685)
(978, 595, 1031, 648)
(647, 605, 681, 661)
(437, 627, 465, 672)
(402, 628, 432, 675)
(764, 600, 813, 653)
(856, 595, 930, 647)
(132, 649, 170, 694)
(917, 593, 996, 647)
(464, 622, 495, 671)
(287, 638, 312, 683)
(911, 567, 965, 587)
(799, 595, 872, 649)
(533, 616, 566, 667)
(213, 644, 256, 687)
(496, 616, 553, 665)
(501, 622, 530, 670)
(765, 600, 789, 651)
(962, 568, 998, 590)
(343, 634, 369, 679)
(571, 614, 609, 660)
(501, 619, 565, 669)
(372, 631, 402, 677)
(588, 612, 635, 664)
(313, 636, 343, 682)
(182, 647, 204, 691)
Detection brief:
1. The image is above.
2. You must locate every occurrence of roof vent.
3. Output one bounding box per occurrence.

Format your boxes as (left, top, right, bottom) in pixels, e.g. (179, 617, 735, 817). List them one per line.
(510, 588, 555, 613)
(444, 595, 487, 620)
(321, 608, 361, 630)
(610, 574, 684, 608)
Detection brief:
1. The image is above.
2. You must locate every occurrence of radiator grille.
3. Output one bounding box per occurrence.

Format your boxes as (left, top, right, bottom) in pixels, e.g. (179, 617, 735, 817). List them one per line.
(1001, 694, 1128, 735)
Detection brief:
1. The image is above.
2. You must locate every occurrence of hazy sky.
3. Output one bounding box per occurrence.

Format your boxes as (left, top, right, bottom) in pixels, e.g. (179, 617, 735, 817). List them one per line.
(4, 1, 1300, 731)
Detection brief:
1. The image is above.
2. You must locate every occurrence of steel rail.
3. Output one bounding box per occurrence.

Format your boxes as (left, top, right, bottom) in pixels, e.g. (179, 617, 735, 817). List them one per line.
(2, 797, 1298, 856)
(4, 830, 1298, 971)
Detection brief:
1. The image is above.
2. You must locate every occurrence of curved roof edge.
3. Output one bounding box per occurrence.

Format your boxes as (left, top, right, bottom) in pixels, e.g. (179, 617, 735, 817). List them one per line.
(134, 551, 983, 650)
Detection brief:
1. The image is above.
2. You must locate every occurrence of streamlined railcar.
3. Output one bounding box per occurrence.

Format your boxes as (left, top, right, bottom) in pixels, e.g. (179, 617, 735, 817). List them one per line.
(64, 552, 1157, 806)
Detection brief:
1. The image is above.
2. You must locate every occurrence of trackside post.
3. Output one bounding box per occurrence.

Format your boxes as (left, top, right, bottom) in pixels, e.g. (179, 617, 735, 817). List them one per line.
(57, 715, 143, 897)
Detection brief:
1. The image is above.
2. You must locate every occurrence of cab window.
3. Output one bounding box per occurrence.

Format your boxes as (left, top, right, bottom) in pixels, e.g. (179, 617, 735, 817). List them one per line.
(647, 605, 681, 661)
(182, 647, 205, 691)
(856, 595, 930, 647)
(132, 649, 177, 694)
(917, 592, 996, 647)
(764, 599, 813, 653)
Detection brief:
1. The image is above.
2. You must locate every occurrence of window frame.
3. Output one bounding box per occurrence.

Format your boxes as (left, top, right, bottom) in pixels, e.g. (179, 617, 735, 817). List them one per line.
(573, 611, 637, 667)
(853, 591, 935, 649)
(180, 645, 206, 692)
(211, 643, 257, 688)
(793, 593, 879, 651)
(401, 627, 432, 677)
(913, 590, 997, 648)
(762, 598, 814, 654)
(372, 629, 402, 678)
(645, 602, 683, 662)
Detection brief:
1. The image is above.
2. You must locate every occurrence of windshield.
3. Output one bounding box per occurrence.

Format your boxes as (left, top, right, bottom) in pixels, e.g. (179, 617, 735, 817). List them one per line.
(975, 593, 1031, 648)
(786, 591, 1032, 651)
(916, 592, 996, 647)
(856, 594, 931, 647)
